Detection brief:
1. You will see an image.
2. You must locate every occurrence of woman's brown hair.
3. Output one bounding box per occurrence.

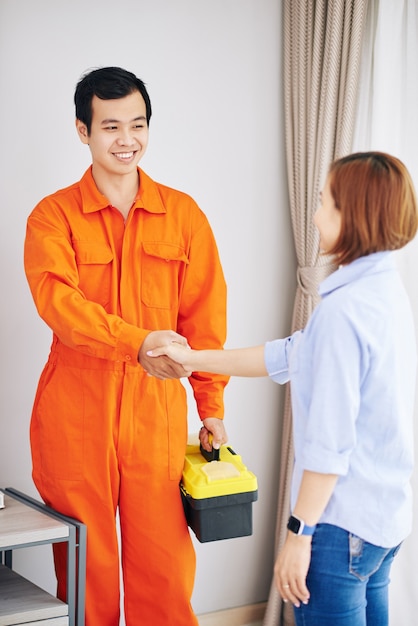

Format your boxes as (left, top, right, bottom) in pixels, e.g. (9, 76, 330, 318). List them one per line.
(326, 152, 418, 266)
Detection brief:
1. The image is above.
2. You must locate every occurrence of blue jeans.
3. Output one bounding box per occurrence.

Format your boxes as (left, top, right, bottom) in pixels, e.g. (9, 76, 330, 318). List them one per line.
(294, 523, 401, 626)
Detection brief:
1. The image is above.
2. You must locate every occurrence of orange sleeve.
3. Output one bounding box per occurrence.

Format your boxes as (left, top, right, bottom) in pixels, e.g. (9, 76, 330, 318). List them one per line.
(177, 214, 229, 420)
(24, 201, 147, 364)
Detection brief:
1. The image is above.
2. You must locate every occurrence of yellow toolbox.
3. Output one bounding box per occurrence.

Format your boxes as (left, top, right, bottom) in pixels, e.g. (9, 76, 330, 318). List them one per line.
(181, 435, 258, 543)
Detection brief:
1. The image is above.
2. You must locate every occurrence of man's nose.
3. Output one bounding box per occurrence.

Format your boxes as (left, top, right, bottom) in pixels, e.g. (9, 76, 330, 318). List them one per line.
(117, 129, 135, 146)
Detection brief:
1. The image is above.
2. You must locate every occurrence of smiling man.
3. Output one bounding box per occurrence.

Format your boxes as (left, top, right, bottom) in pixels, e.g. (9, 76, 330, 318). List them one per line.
(24, 66, 229, 626)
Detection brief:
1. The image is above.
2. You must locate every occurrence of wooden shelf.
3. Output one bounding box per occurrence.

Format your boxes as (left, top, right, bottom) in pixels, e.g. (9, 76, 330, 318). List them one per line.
(0, 490, 86, 625)
(0, 565, 68, 625)
(0, 496, 69, 550)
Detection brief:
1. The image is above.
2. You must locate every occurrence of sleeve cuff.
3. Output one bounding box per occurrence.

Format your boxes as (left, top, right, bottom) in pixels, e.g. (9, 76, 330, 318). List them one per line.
(115, 324, 149, 364)
(301, 445, 351, 475)
(264, 336, 296, 384)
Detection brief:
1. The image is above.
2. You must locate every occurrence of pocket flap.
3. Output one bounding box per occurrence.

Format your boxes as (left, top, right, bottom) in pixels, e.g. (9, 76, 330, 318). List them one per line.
(142, 242, 189, 264)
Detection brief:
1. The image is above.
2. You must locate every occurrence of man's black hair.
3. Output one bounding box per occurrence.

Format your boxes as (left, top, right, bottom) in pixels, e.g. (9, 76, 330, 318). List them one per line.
(74, 66, 152, 134)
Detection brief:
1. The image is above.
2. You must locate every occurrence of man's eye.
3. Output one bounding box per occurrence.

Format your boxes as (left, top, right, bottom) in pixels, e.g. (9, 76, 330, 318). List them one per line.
(134, 124, 144, 129)
(104, 126, 117, 131)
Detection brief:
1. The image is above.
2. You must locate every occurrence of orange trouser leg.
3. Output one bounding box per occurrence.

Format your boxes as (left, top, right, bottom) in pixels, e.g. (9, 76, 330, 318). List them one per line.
(33, 439, 122, 626)
(116, 369, 198, 626)
(119, 460, 198, 626)
(31, 358, 123, 625)
(50, 489, 121, 626)
(31, 358, 198, 626)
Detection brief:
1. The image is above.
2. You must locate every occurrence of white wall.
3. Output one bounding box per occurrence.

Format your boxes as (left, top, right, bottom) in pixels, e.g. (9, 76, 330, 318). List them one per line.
(0, 0, 295, 618)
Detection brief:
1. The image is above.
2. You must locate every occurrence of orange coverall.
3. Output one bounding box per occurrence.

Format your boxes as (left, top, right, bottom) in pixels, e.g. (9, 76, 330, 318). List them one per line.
(24, 167, 228, 626)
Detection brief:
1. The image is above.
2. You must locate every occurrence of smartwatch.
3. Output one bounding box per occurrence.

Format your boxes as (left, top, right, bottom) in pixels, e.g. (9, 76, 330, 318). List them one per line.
(287, 514, 316, 536)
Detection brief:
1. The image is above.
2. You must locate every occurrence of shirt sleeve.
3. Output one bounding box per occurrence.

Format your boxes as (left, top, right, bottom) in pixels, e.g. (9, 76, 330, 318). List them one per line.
(264, 331, 302, 384)
(24, 201, 147, 364)
(297, 300, 364, 475)
(176, 216, 229, 420)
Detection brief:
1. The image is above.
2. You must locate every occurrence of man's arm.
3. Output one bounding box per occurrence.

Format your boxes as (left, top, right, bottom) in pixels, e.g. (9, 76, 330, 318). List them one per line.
(25, 202, 188, 379)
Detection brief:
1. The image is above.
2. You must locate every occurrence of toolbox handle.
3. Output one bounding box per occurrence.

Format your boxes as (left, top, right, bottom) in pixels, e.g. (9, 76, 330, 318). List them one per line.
(199, 433, 220, 462)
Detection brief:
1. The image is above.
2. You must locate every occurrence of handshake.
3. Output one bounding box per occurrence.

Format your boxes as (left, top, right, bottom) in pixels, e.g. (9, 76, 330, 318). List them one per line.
(139, 329, 229, 452)
(138, 329, 266, 382)
(138, 330, 266, 451)
(138, 329, 195, 380)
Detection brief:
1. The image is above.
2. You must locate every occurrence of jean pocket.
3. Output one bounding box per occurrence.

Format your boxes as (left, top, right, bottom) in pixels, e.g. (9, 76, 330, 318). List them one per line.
(349, 534, 392, 581)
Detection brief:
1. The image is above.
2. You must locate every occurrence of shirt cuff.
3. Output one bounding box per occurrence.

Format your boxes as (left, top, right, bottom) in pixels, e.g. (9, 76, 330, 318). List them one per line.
(116, 324, 149, 364)
(302, 445, 351, 476)
(264, 336, 294, 384)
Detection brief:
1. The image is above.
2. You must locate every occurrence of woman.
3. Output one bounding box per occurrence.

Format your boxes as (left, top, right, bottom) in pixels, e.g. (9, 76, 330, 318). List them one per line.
(149, 152, 418, 626)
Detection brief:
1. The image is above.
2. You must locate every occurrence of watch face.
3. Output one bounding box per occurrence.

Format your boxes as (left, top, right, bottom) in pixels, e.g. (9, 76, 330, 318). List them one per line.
(287, 515, 302, 534)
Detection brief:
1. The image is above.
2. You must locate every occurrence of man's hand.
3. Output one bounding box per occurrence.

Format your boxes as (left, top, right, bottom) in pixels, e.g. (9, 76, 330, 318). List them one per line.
(199, 417, 228, 452)
(138, 330, 192, 380)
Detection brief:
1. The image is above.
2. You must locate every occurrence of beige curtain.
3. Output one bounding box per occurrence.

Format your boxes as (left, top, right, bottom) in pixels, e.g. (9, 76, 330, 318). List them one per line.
(263, 2, 369, 625)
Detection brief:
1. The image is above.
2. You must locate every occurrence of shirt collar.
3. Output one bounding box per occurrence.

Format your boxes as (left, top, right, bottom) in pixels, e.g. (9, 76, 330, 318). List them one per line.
(79, 166, 166, 215)
(319, 251, 394, 297)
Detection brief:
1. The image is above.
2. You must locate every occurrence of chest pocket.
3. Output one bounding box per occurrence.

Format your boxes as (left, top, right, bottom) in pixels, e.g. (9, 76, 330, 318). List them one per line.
(141, 242, 189, 310)
(73, 241, 114, 307)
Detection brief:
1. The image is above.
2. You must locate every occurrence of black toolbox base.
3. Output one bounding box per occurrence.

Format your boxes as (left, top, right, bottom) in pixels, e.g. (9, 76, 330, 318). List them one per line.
(181, 487, 258, 543)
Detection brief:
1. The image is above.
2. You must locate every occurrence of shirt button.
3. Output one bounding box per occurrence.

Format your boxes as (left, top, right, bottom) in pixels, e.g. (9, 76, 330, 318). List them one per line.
(126, 355, 132, 361)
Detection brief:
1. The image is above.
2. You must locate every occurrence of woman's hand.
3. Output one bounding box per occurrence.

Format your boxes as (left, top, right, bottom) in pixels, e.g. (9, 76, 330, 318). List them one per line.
(139, 330, 192, 379)
(274, 533, 312, 608)
(275, 471, 337, 606)
(146, 338, 194, 369)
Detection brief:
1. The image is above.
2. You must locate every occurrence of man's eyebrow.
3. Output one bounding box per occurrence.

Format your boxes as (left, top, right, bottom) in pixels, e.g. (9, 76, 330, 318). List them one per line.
(100, 115, 147, 124)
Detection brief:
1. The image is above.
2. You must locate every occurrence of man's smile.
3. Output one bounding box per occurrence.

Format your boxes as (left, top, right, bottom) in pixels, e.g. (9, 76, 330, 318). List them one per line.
(113, 151, 137, 161)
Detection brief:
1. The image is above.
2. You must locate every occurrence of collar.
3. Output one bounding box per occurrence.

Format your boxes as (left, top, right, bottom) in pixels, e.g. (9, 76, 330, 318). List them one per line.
(79, 166, 167, 215)
(319, 251, 394, 297)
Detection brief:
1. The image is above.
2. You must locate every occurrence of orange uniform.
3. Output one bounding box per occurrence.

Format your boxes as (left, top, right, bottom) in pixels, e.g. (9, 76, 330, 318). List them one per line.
(24, 167, 228, 626)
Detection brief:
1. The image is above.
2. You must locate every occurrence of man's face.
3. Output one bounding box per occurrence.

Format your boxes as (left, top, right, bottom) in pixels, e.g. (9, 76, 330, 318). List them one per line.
(76, 91, 149, 177)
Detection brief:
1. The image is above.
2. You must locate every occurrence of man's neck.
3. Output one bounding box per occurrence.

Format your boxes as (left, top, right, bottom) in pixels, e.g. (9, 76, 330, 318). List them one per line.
(92, 165, 140, 219)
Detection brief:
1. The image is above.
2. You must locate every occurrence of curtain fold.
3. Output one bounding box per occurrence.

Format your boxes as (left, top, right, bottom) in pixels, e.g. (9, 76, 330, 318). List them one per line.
(263, 2, 369, 624)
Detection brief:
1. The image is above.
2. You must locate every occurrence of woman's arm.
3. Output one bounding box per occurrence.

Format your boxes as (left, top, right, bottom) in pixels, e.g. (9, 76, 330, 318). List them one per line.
(292, 470, 339, 526)
(274, 470, 338, 607)
(147, 343, 268, 377)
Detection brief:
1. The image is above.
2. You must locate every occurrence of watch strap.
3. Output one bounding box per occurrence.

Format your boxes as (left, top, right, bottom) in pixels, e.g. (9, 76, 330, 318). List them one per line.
(287, 514, 316, 536)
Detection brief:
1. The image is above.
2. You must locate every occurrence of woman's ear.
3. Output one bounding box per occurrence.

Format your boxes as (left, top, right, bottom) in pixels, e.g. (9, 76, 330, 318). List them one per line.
(75, 119, 89, 145)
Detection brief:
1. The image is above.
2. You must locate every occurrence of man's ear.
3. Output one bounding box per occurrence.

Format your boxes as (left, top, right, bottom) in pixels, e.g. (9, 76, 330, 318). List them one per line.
(76, 119, 89, 144)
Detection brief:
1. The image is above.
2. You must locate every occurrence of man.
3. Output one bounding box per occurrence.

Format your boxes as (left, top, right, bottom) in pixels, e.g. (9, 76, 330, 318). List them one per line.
(24, 66, 229, 626)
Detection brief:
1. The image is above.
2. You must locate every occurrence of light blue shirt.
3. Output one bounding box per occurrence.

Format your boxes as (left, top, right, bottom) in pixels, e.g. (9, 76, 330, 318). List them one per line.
(265, 252, 416, 546)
